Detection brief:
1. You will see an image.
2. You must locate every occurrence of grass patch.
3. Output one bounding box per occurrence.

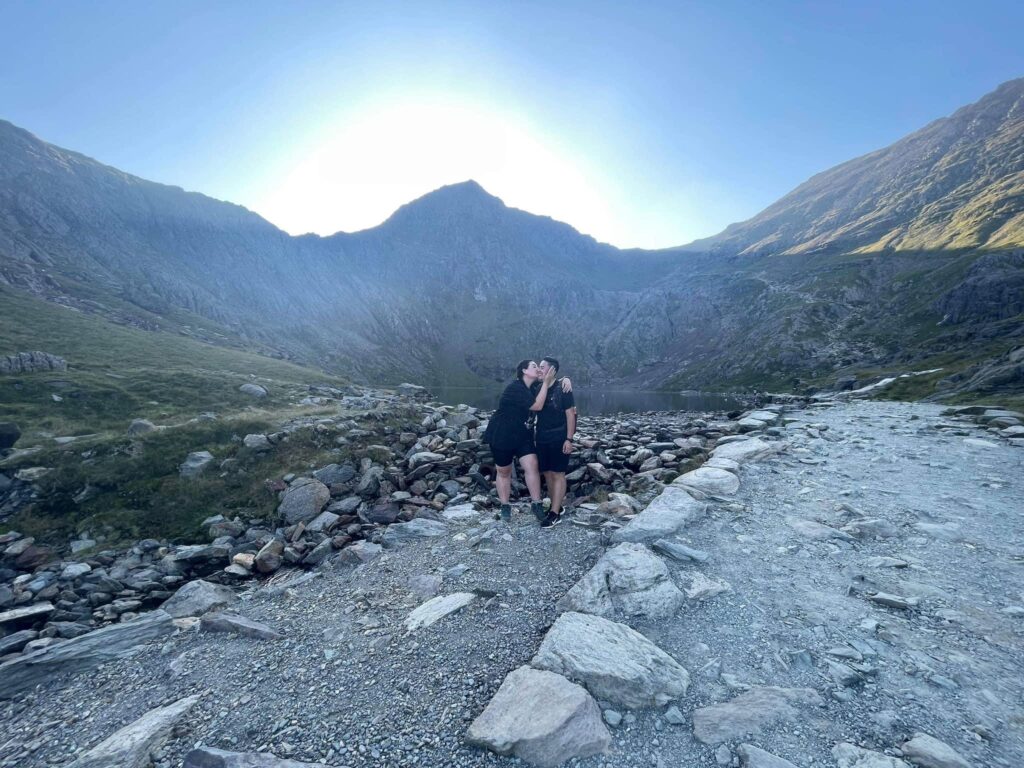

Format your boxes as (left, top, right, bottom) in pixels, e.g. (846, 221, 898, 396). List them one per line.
(0, 286, 347, 442)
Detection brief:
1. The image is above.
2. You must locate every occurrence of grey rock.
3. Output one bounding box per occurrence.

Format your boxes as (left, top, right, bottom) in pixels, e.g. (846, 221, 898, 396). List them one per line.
(305, 510, 340, 533)
(466, 665, 610, 768)
(337, 541, 383, 565)
(901, 733, 973, 768)
(531, 611, 690, 709)
(0, 610, 175, 698)
(692, 686, 824, 744)
(0, 629, 37, 655)
(313, 462, 357, 486)
(673, 466, 740, 496)
(239, 383, 268, 398)
(0, 601, 54, 626)
(710, 438, 777, 464)
(833, 742, 912, 768)
(278, 477, 330, 524)
(66, 695, 199, 768)
(382, 518, 447, 547)
(408, 573, 443, 599)
(254, 540, 285, 573)
(737, 744, 798, 767)
(179, 450, 214, 478)
(610, 487, 707, 544)
(184, 747, 323, 767)
(0, 351, 66, 375)
(557, 543, 684, 619)
(126, 418, 156, 436)
(161, 579, 237, 618)
(786, 515, 855, 541)
(242, 433, 272, 451)
(652, 538, 710, 563)
(201, 612, 283, 640)
(60, 562, 92, 580)
(405, 592, 476, 630)
(664, 705, 685, 725)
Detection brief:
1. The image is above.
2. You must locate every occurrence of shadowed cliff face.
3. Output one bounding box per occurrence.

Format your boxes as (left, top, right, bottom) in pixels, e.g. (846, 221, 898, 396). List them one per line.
(0, 78, 1023, 393)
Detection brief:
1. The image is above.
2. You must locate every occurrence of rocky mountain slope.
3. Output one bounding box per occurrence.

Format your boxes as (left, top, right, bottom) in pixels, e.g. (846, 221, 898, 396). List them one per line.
(1, 80, 1023, 394)
(687, 77, 1024, 256)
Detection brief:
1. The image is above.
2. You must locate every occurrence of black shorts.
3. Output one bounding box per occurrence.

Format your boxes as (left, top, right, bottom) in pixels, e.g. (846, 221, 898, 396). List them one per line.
(537, 440, 569, 473)
(491, 437, 536, 467)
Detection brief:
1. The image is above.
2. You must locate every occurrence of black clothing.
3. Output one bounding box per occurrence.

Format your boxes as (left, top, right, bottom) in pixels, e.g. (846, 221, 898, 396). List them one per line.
(533, 381, 576, 445)
(483, 380, 538, 465)
(491, 438, 537, 467)
(537, 439, 570, 473)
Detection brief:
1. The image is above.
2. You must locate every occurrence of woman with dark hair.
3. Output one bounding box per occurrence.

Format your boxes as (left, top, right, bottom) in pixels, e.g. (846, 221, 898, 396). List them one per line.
(483, 359, 556, 523)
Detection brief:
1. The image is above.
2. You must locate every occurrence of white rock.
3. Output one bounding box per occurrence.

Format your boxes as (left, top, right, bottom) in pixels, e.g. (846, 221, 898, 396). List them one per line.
(557, 543, 684, 619)
(833, 742, 911, 768)
(674, 466, 740, 496)
(466, 666, 610, 767)
(901, 733, 973, 768)
(531, 612, 689, 709)
(692, 686, 824, 744)
(442, 503, 480, 522)
(161, 580, 237, 618)
(405, 592, 476, 630)
(711, 438, 778, 465)
(179, 451, 214, 478)
(66, 695, 199, 768)
(736, 743, 798, 768)
(243, 433, 272, 451)
(610, 487, 706, 544)
(686, 572, 732, 601)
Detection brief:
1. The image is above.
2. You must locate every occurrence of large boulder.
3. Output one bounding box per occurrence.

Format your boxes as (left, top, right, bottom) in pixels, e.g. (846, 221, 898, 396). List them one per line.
(692, 686, 824, 744)
(711, 438, 777, 465)
(277, 477, 330, 524)
(161, 580, 237, 618)
(127, 419, 156, 436)
(610, 487, 706, 544)
(0, 351, 67, 375)
(466, 666, 610, 767)
(66, 696, 199, 768)
(557, 543, 683, 619)
(673, 466, 740, 496)
(0, 610, 175, 698)
(239, 383, 268, 398)
(531, 612, 689, 709)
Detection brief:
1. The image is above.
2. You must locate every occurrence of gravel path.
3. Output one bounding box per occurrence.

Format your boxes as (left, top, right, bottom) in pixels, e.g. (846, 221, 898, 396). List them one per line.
(2, 399, 1022, 767)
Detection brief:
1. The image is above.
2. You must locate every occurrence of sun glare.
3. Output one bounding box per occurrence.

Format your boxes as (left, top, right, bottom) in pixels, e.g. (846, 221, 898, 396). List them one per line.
(253, 97, 618, 242)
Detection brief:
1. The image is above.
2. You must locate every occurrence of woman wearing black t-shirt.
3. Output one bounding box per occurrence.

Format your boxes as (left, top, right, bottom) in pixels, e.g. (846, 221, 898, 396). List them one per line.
(483, 359, 556, 522)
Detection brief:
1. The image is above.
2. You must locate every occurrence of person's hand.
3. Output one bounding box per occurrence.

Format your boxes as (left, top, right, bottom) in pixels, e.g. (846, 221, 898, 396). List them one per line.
(562, 439, 573, 455)
(560, 376, 573, 393)
(544, 367, 557, 386)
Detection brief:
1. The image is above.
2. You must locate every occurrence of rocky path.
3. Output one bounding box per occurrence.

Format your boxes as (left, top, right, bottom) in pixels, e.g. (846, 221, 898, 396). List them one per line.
(1, 399, 1022, 767)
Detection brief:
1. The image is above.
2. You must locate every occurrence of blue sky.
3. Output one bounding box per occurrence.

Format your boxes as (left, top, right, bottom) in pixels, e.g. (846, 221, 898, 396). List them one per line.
(3, 0, 1022, 248)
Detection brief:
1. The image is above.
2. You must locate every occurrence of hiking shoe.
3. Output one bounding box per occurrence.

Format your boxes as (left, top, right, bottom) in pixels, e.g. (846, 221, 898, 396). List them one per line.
(540, 512, 561, 528)
(499, 504, 512, 523)
(531, 501, 546, 523)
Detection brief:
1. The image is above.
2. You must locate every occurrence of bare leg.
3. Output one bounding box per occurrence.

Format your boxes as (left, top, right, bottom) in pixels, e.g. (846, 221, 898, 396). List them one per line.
(550, 472, 567, 515)
(519, 454, 542, 500)
(495, 464, 513, 503)
(543, 471, 555, 504)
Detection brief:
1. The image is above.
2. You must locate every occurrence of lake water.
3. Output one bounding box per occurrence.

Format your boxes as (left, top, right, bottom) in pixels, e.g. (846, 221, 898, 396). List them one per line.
(430, 386, 746, 416)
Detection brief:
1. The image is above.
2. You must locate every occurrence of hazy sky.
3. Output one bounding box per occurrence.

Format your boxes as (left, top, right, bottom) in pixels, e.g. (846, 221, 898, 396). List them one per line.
(3, 1, 1022, 248)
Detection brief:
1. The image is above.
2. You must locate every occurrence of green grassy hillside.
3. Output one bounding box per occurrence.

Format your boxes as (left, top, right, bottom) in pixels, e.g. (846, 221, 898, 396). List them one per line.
(0, 286, 345, 443)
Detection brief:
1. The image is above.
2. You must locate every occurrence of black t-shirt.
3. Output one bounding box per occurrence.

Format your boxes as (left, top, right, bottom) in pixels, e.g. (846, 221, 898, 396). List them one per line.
(533, 380, 576, 444)
(484, 380, 536, 449)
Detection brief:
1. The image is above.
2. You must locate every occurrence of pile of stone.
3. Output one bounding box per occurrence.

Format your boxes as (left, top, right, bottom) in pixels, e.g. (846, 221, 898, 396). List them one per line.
(941, 404, 1024, 446)
(0, 387, 787, 677)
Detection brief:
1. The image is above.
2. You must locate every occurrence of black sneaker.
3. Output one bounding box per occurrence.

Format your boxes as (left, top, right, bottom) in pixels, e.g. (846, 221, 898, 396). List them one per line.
(499, 504, 512, 523)
(531, 501, 546, 523)
(540, 512, 561, 528)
